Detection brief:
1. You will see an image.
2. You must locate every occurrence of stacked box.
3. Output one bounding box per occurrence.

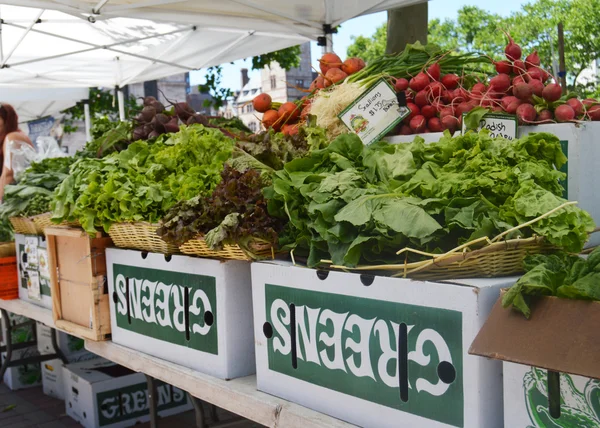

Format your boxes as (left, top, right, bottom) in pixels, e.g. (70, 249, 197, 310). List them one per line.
(1, 313, 41, 390)
(15, 233, 52, 308)
(64, 358, 192, 428)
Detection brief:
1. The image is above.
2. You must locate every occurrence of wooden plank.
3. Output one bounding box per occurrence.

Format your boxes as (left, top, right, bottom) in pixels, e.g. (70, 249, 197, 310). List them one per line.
(47, 234, 62, 322)
(0, 298, 54, 326)
(45, 227, 89, 238)
(54, 319, 108, 341)
(85, 341, 354, 428)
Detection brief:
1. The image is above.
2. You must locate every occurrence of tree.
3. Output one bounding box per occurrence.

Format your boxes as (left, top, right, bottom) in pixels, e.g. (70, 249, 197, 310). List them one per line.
(61, 87, 139, 134)
(346, 1, 600, 93)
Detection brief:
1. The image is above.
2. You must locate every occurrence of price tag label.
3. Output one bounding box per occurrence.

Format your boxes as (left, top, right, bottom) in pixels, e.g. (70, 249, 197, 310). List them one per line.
(27, 270, 41, 301)
(461, 113, 518, 140)
(338, 78, 409, 146)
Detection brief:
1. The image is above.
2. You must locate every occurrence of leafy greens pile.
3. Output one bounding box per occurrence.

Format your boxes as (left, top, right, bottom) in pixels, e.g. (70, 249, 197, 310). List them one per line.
(0, 156, 74, 218)
(51, 124, 234, 234)
(266, 131, 594, 267)
(157, 165, 283, 255)
(503, 248, 600, 318)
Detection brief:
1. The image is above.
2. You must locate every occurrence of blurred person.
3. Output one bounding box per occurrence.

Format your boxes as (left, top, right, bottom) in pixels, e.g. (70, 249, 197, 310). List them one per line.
(0, 103, 32, 201)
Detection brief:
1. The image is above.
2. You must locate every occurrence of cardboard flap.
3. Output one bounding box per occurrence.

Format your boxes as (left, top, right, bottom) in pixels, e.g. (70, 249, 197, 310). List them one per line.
(469, 295, 600, 380)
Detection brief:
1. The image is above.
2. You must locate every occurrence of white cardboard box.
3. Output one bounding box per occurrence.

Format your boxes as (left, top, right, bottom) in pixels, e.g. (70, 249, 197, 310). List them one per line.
(387, 123, 600, 247)
(106, 248, 255, 379)
(251, 261, 517, 428)
(64, 358, 192, 428)
(42, 352, 100, 400)
(36, 322, 86, 357)
(2, 347, 42, 390)
(503, 362, 600, 427)
(15, 233, 52, 309)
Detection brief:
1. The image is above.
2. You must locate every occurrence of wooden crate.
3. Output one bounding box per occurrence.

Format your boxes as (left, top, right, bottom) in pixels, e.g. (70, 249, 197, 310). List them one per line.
(46, 227, 113, 340)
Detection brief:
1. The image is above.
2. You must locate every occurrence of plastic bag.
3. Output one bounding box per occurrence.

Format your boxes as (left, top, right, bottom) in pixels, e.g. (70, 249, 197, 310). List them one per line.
(6, 136, 66, 181)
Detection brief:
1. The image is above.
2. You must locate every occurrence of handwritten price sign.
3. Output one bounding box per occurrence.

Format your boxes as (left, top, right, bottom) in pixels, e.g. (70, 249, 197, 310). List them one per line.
(462, 113, 518, 140)
(339, 78, 409, 146)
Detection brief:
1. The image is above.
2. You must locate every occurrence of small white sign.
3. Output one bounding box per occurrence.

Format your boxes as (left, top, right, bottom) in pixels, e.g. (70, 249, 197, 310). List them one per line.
(27, 270, 41, 301)
(462, 113, 518, 140)
(24, 237, 38, 267)
(339, 78, 409, 146)
(38, 247, 50, 279)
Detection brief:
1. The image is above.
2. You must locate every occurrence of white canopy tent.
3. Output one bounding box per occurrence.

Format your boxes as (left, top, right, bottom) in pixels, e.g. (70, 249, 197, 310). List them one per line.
(1, 86, 88, 123)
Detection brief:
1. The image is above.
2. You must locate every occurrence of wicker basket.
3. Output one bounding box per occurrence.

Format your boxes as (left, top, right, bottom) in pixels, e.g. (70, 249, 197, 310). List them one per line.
(108, 222, 179, 254)
(180, 236, 274, 261)
(9, 216, 38, 235)
(31, 212, 80, 234)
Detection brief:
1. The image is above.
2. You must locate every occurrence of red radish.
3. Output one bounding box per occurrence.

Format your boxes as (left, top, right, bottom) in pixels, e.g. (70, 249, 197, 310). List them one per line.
(400, 125, 413, 135)
(513, 83, 533, 100)
(501, 96, 520, 111)
(441, 73, 460, 90)
(252, 93, 272, 113)
(395, 78, 409, 92)
(456, 101, 474, 116)
(555, 104, 576, 122)
(439, 107, 455, 119)
(472, 83, 487, 95)
(300, 104, 311, 119)
(492, 106, 504, 112)
(428, 117, 443, 132)
(529, 80, 544, 97)
(405, 103, 420, 121)
(427, 63, 441, 81)
(537, 109, 554, 123)
(566, 98, 584, 116)
(513, 60, 526, 74)
(588, 105, 600, 120)
(319, 52, 342, 74)
(421, 105, 436, 119)
(505, 34, 522, 61)
(409, 115, 427, 133)
(513, 75, 526, 86)
(540, 69, 551, 82)
(490, 74, 511, 93)
(324, 68, 348, 86)
(341, 57, 365, 75)
(583, 99, 598, 108)
(414, 90, 429, 107)
(516, 103, 536, 124)
(427, 81, 444, 98)
(262, 109, 281, 130)
(316, 75, 325, 89)
(409, 73, 430, 92)
(526, 68, 543, 81)
(441, 90, 452, 104)
(309, 79, 318, 91)
(495, 60, 513, 74)
(441, 115, 459, 133)
(525, 51, 541, 67)
(506, 101, 523, 114)
(278, 102, 300, 122)
(282, 123, 299, 136)
(456, 88, 470, 102)
(431, 99, 445, 112)
(542, 84, 562, 102)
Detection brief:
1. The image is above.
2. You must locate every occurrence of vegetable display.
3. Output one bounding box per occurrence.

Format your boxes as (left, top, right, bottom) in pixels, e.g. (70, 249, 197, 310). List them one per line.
(503, 247, 600, 318)
(266, 131, 594, 267)
(51, 124, 234, 234)
(157, 165, 283, 256)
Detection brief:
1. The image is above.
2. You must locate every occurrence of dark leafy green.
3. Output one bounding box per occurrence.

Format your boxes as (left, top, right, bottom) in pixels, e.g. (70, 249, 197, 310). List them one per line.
(503, 248, 600, 318)
(267, 131, 594, 267)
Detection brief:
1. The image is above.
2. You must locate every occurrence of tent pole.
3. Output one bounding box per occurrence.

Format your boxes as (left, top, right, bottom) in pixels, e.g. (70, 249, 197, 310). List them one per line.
(83, 100, 92, 142)
(117, 89, 126, 121)
(1, 9, 44, 67)
(0, 7, 4, 63)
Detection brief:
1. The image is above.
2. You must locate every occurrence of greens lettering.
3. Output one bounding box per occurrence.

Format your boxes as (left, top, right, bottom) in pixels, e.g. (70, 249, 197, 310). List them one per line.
(99, 383, 186, 421)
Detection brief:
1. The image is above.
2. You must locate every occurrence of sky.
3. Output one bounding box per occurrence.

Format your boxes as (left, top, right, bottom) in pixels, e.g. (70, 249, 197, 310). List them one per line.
(189, 0, 529, 91)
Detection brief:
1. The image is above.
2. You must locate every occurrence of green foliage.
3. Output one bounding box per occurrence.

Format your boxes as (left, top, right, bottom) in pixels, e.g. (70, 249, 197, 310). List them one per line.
(0, 156, 75, 218)
(251, 45, 301, 71)
(61, 88, 139, 134)
(76, 121, 133, 159)
(503, 247, 600, 318)
(266, 131, 594, 268)
(51, 124, 234, 234)
(347, 25, 387, 64)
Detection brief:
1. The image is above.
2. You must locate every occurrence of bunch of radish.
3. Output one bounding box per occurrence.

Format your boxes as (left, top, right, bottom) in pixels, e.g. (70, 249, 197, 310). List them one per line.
(133, 96, 207, 141)
(252, 52, 366, 135)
